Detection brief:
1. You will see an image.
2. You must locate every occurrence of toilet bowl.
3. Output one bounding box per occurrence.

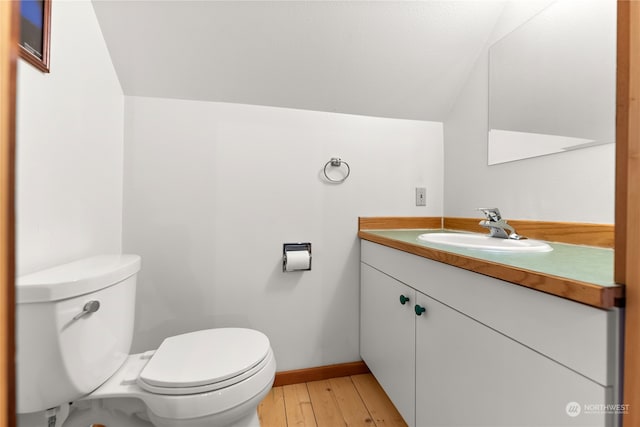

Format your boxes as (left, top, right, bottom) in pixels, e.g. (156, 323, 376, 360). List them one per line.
(16, 255, 276, 427)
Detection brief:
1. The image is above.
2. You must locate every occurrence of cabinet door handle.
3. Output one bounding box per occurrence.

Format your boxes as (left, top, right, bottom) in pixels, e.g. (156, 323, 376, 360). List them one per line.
(399, 295, 410, 305)
(415, 304, 426, 316)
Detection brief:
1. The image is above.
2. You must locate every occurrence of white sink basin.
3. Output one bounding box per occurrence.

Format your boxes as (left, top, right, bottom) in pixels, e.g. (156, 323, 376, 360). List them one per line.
(417, 232, 553, 253)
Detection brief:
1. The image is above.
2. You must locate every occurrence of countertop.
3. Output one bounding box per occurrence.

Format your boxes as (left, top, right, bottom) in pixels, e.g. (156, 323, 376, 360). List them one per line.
(358, 228, 624, 309)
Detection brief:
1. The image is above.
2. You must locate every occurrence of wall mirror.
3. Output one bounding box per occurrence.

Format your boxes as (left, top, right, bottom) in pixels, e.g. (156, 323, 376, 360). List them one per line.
(487, 0, 616, 165)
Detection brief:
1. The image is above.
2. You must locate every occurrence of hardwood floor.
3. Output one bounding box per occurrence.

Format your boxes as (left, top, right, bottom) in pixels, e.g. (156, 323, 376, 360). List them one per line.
(258, 374, 407, 427)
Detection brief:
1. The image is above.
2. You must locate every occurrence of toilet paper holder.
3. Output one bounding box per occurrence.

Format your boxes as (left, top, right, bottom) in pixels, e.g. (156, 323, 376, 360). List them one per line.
(283, 243, 312, 272)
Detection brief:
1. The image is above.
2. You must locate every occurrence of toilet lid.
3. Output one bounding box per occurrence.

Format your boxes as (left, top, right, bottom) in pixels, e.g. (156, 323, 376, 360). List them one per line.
(138, 328, 270, 389)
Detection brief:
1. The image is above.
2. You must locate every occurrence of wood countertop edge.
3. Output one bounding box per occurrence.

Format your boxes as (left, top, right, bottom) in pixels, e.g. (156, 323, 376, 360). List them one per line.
(358, 230, 624, 309)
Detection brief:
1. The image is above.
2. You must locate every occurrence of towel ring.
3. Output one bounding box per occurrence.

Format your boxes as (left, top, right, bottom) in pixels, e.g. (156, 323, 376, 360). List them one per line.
(323, 157, 350, 183)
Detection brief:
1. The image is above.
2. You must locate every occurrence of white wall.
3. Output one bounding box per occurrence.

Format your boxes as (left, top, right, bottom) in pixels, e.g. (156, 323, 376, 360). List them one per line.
(16, 0, 124, 275)
(443, 0, 615, 223)
(123, 96, 443, 370)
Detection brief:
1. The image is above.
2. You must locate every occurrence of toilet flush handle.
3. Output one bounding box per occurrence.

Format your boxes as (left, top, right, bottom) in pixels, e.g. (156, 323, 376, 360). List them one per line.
(73, 300, 101, 321)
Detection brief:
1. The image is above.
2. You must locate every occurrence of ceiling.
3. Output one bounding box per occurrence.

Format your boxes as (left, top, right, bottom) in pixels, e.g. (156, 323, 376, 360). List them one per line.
(92, 1, 505, 122)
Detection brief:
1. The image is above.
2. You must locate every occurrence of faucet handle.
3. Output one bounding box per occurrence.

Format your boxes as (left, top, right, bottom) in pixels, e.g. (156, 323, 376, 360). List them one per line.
(477, 207, 502, 222)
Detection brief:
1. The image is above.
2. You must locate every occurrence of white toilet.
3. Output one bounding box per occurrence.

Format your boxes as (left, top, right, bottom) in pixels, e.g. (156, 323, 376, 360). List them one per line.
(16, 255, 276, 427)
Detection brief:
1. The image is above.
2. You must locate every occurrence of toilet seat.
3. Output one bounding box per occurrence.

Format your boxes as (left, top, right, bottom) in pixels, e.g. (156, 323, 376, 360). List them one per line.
(85, 327, 277, 422)
(138, 348, 272, 395)
(137, 328, 271, 396)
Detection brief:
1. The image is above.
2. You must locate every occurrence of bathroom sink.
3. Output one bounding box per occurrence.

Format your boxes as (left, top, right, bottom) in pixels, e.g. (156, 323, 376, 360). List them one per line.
(417, 233, 553, 253)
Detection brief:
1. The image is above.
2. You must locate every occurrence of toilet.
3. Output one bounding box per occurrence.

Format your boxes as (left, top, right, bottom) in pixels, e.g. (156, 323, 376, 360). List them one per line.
(16, 255, 276, 427)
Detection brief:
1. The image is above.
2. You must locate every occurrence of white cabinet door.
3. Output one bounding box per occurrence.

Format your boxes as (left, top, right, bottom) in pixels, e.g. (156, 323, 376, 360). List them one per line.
(415, 292, 611, 427)
(361, 263, 416, 426)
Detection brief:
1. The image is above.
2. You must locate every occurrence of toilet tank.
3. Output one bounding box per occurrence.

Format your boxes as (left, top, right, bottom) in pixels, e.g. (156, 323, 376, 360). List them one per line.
(16, 255, 141, 414)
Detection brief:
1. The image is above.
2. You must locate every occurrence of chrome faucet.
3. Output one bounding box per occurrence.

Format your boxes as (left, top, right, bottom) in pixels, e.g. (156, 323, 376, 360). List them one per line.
(477, 208, 524, 240)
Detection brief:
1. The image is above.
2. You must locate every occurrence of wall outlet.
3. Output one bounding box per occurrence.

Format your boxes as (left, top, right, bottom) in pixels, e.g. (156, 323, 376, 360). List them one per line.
(415, 187, 426, 206)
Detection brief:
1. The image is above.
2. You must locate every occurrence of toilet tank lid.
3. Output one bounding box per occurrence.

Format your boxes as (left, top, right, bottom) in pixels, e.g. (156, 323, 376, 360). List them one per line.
(17, 255, 141, 303)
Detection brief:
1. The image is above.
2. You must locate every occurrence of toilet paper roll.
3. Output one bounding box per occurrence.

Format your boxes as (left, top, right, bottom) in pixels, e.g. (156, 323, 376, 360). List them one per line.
(285, 250, 311, 271)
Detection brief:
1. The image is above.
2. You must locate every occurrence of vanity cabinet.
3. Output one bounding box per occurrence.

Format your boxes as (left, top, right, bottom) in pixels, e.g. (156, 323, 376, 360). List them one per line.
(360, 263, 416, 425)
(360, 240, 620, 427)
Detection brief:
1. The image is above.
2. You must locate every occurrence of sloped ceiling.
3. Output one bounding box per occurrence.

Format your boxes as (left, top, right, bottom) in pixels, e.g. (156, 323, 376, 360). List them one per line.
(92, 1, 504, 121)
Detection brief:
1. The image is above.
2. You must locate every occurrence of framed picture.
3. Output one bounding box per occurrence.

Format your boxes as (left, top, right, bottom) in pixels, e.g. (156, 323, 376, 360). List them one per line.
(19, 0, 51, 73)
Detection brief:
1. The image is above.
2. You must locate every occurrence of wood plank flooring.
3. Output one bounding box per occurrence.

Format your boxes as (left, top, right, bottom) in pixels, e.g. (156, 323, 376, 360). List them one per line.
(258, 374, 407, 427)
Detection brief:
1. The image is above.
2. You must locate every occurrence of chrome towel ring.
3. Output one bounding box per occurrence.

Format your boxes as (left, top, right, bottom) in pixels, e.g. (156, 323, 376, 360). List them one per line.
(323, 157, 351, 183)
